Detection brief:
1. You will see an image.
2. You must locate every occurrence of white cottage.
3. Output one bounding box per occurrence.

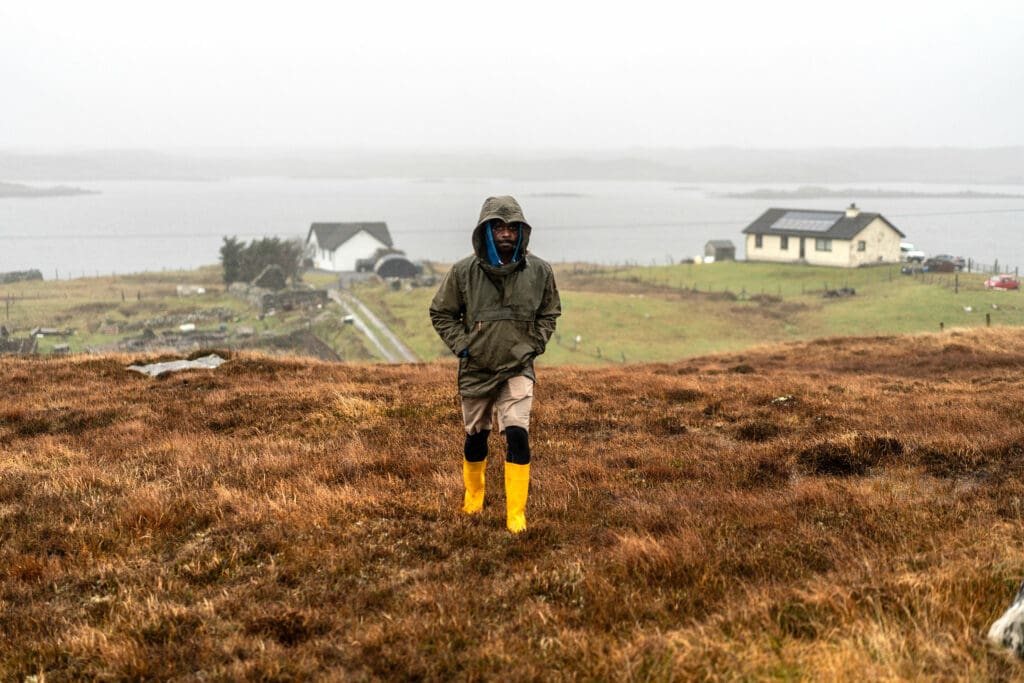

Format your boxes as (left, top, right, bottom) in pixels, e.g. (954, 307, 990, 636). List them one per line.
(306, 222, 394, 272)
(742, 204, 904, 267)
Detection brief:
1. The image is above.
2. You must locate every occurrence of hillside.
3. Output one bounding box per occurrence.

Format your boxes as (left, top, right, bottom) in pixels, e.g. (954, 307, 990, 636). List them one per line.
(0, 267, 375, 361)
(3, 329, 1024, 679)
(358, 261, 1024, 365)
(5, 262, 1021, 367)
(0, 181, 98, 198)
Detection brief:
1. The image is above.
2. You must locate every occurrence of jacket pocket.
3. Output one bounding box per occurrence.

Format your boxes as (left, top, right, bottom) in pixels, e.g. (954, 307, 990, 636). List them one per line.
(510, 342, 535, 366)
(465, 320, 535, 372)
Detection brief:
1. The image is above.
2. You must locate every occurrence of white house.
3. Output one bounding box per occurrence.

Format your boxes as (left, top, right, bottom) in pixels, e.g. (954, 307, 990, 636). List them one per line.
(741, 204, 904, 267)
(306, 222, 394, 272)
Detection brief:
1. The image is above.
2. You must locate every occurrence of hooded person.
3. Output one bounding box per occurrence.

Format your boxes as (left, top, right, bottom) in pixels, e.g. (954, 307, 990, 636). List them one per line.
(429, 196, 561, 533)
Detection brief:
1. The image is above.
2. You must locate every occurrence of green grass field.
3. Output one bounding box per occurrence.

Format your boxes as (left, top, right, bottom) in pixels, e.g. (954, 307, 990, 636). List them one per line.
(612, 261, 1021, 337)
(353, 261, 1024, 365)
(5, 261, 1021, 363)
(301, 270, 342, 290)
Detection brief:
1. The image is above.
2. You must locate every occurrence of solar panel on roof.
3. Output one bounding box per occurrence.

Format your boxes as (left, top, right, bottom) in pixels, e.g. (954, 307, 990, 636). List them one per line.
(770, 211, 842, 232)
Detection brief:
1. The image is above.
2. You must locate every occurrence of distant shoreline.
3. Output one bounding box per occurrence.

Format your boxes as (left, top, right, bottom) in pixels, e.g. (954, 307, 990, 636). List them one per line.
(0, 181, 100, 198)
(2, 148, 1022, 184)
(719, 186, 1024, 200)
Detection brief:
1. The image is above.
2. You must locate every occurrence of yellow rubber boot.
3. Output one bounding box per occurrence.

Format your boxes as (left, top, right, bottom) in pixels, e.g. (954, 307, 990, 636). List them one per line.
(504, 462, 530, 533)
(462, 459, 486, 514)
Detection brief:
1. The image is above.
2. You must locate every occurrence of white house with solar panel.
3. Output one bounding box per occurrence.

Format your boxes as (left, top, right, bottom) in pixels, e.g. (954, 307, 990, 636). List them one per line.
(306, 222, 394, 272)
(741, 204, 904, 267)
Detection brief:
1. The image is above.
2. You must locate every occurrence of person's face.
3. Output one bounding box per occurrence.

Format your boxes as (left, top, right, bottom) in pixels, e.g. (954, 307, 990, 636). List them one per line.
(491, 221, 521, 261)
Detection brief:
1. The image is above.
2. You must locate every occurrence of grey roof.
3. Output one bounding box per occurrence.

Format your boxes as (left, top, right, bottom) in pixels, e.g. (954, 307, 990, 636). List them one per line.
(306, 222, 393, 251)
(706, 240, 735, 248)
(741, 208, 904, 239)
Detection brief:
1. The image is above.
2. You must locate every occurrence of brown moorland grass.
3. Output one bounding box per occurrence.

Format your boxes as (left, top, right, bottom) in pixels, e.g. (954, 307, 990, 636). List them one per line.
(2, 329, 1024, 680)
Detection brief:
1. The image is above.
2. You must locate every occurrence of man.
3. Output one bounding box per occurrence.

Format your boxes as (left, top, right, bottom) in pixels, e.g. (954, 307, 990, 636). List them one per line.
(430, 196, 561, 533)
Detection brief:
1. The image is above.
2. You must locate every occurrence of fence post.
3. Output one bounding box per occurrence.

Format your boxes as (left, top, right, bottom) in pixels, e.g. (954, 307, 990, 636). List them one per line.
(940, 321, 944, 332)
(987, 313, 991, 327)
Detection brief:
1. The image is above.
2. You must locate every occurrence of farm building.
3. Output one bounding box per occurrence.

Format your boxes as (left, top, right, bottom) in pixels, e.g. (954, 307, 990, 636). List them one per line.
(741, 204, 904, 267)
(306, 222, 394, 272)
(374, 254, 421, 279)
(355, 251, 422, 279)
(705, 240, 736, 261)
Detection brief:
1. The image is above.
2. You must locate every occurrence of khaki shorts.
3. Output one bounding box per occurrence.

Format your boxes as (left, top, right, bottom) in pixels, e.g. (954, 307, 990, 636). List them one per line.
(462, 375, 534, 435)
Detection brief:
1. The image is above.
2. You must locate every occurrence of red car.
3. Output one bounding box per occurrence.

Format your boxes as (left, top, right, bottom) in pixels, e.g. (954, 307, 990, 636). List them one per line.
(985, 275, 1020, 290)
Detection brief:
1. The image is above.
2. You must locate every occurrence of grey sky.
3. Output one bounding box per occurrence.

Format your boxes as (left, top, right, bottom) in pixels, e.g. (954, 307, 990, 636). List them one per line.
(2, 0, 1021, 150)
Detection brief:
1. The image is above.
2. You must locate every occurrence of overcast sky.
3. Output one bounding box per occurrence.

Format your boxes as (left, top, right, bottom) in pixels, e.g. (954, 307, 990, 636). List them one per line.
(2, 0, 1022, 150)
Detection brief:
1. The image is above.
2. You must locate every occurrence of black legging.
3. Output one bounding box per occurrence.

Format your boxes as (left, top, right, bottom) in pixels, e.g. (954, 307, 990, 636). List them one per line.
(464, 427, 530, 465)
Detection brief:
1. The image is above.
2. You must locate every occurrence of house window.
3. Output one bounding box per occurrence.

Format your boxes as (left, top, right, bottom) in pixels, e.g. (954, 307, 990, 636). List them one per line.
(815, 238, 832, 252)
(755, 234, 763, 248)
(780, 235, 789, 250)
(857, 240, 866, 252)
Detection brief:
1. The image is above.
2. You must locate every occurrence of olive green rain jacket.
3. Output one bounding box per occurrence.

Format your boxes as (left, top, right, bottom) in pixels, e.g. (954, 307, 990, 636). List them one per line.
(430, 196, 561, 398)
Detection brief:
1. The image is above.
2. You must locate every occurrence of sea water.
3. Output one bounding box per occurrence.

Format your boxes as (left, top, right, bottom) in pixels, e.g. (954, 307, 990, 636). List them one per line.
(2, 177, 1022, 278)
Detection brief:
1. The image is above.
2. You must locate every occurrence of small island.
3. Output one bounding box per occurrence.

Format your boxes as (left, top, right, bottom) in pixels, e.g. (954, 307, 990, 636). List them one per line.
(0, 181, 99, 198)
(719, 185, 1024, 200)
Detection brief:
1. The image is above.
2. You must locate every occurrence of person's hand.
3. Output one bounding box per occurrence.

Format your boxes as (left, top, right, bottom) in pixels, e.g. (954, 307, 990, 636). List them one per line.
(510, 342, 535, 364)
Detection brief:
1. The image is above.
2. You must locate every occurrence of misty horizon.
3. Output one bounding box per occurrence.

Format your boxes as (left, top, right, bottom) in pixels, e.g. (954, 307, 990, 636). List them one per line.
(2, 1, 1022, 151)
(2, 147, 1022, 185)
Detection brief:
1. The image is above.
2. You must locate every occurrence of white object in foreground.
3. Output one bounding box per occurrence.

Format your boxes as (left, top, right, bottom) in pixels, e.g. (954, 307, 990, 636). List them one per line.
(989, 581, 1024, 658)
(127, 354, 227, 377)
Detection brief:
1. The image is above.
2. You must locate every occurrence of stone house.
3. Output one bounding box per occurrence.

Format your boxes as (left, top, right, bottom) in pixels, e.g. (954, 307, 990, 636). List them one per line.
(306, 222, 394, 272)
(741, 204, 904, 267)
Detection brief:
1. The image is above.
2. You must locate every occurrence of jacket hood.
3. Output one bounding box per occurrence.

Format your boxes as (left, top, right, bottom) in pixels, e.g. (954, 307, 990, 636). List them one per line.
(471, 195, 533, 264)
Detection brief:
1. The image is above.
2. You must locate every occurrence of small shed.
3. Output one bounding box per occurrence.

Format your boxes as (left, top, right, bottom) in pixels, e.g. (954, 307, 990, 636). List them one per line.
(375, 254, 421, 279)
(705, 240, 736, 261)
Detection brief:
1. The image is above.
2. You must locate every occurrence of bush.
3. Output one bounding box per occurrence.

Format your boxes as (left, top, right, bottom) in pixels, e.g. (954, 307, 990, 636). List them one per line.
(220, 236, 303, 284)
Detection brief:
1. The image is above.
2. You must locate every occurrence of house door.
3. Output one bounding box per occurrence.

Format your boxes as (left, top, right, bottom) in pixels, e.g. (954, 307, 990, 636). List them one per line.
(799, 237, 806, 259)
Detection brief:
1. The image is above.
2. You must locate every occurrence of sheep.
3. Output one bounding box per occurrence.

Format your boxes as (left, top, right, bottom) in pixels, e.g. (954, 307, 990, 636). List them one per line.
(989, 580, 1024, 658)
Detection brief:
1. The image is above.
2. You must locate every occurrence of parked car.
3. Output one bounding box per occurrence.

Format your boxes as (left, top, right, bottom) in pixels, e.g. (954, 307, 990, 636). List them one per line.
(900, 242, 926, 263)
(930, 254, 966, 271)
(985, 274, 1020, 290)
(923, 257, 956, 273)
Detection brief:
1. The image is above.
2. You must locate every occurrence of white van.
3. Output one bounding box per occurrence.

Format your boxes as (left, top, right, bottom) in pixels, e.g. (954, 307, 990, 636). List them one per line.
(900, 242, 925, 263)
